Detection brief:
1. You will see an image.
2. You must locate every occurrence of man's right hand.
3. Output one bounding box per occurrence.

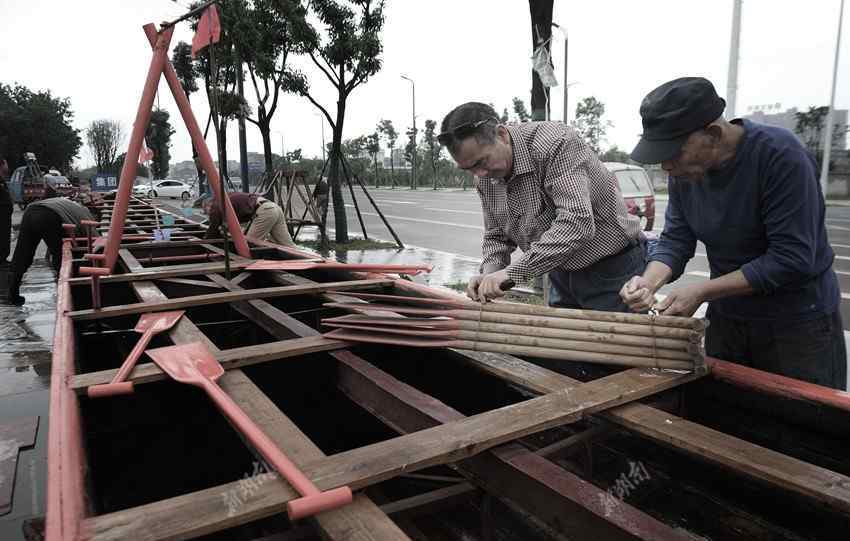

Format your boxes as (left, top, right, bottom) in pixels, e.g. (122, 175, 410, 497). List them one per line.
(466, 275, 485, 301)
(620, 275, 657, 313)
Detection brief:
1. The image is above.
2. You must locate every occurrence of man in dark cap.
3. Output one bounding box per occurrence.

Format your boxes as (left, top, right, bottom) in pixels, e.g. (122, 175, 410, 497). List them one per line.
(621, 76, 845, 389)
(440, 102, 645, 310)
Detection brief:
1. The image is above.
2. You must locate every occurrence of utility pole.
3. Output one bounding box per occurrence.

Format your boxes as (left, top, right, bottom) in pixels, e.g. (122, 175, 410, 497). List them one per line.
(552, 23, 568, 122)
(726, 0, 742, 118)
(235, 51, 250, 192)
(821, 0, 845, 195)
(401, 74, 416, 190)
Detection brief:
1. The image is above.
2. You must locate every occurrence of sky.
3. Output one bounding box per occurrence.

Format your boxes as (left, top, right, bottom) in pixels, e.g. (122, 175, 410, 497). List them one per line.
(1, 0, 848, 169)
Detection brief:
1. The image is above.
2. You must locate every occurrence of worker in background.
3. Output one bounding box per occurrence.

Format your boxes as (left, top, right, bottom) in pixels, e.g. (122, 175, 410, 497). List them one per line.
(621, 77, 844, 389)
(439, 102, 645, 311)
(7, 197, 96, 306)
(203, 192, 294, 247)
(0, 155, 12, 266)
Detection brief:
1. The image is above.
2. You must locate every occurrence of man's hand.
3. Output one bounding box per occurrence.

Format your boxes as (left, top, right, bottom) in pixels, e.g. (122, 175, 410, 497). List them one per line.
(470, 269, 511, 302)
(466, 275, 485, 301)
(620, 275, 657, 313)
(654, 285, 705, 317)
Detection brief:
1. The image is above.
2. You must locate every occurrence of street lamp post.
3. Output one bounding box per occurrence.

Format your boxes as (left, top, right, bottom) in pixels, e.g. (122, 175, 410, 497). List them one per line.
(274, 130, 285, 166)
(401, 74, 416, 190)
(820, 0, 846, 195)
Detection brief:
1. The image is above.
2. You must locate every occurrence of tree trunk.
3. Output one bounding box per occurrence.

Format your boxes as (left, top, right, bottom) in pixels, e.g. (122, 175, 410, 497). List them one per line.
(373, 155, 378, 187)
(329, 94, 349, 243)
(259, 120, 274, 174)
(390, 150, 396, 189)
(219, 116, 229, 182)
(529, 0, 554, 121)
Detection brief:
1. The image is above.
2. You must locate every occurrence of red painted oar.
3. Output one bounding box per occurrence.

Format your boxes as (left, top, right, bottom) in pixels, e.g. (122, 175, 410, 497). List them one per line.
(145, 342, 353, 520)
(246, 259, 433, 275)
(87, 311, 185, 398)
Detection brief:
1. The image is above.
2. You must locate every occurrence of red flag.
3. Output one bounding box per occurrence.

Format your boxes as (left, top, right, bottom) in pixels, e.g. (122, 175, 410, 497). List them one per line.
(191, 5, 221, 58)
(139, 144, 154, 164)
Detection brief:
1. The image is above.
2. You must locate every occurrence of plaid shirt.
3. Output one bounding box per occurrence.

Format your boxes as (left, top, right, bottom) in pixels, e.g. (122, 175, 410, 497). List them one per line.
(478, 122, 641, 283)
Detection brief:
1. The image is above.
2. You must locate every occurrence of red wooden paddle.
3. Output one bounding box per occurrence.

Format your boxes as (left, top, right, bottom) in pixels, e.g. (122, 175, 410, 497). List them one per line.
(87, 311, 185, 398)
(145, 342, 353, 520)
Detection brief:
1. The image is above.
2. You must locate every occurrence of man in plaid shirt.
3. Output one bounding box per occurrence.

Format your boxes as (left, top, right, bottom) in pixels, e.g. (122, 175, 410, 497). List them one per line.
(439, 102, 646, 311)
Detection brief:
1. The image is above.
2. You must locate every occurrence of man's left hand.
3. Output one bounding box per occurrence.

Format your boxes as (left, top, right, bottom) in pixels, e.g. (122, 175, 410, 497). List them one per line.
(654, 285, 705, 317)
(475, 269, 511, 302)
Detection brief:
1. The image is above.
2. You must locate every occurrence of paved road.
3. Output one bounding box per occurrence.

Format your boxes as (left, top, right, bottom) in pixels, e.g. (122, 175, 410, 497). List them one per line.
(331, 187, 850, 333)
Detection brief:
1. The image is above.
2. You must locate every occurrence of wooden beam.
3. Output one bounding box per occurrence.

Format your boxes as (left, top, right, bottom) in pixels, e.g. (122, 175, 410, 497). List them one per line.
(157, 277, 226, 290)
(83, 366, 697, 540)
(454, 349, 850, 515)
(67, 279, 392, 320)
(70, 336, 348, 392)
(88, 249, 409, 541)
(67, 261, 254, 286)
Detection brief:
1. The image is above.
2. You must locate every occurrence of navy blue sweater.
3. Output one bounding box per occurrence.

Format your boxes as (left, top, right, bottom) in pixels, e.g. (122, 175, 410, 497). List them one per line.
(652, 119, 839, 321)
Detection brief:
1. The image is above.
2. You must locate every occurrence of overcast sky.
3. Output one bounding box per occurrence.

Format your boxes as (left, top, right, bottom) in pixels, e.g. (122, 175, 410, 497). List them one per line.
(1, 0, 847, 169)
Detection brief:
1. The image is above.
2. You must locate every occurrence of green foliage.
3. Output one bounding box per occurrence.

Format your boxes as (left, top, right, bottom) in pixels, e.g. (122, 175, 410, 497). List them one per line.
(572, 96, 611, 154)
(500, 108, 510, 123)
(171, 41, 198, 97)
(403, 126, 419, 169)
(85, 119, 124, 172)
(145, 109, 176, 179)
(423, 119, 441, 175)
(297, 0, 387, 243)
(0, 83, 82, 171)
(600, 146, 631, 164)
(512, 97, 531, 122)
(111, 152, 150, 178)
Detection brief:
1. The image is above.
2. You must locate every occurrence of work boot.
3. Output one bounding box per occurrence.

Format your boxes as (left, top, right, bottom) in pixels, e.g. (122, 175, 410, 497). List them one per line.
(6, 271, 24, 306)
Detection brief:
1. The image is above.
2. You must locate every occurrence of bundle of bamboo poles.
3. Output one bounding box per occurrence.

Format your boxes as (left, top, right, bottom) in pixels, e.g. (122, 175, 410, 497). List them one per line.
(321, 292, 706, 371)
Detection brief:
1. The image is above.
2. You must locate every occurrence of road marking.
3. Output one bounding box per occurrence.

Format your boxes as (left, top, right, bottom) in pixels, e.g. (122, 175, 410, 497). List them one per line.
(424, 207, 482, 215)
(844, 293, 850, 300)
(835, 270, 850, 276)
(687, 271, 711, 278)
(836, 255, 850, 261)
(829, 224, 850, 232)
(827, 218, 850, 223)
(372, 199, 418, 205)
(831, 244, 850, 249)
(341, 206, 484, 230)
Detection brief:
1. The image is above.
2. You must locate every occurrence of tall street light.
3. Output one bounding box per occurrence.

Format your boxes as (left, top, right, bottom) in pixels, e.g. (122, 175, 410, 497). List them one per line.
(821, 0, 845, 195)
(551, 23, 568, 122)
(273, 130, 285, 165)
(401, 74, 416, 190)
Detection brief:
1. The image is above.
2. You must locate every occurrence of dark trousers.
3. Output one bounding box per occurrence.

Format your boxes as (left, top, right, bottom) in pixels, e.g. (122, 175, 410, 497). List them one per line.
(706, 310, 847, 390)
(11, 205, 64, 278)
(547, 239, 647, 313)
(0, 183, 12, 264)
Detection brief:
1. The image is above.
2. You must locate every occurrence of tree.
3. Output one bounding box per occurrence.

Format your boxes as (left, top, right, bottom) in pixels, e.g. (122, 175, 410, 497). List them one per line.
(172, 41, 206, 192)
(0, 83, 82, 171)
(404, 126, 420, 179)
(572, 96, 611, 154)
(377, 119, 398, 187)
(365, 132, 381, 186)
(112, 152, 149, 178)
(296, 0, 386, 244)
(227, 0, 313, 173)
(500, 108, 510, 123)
(600, 146, 631, 163)
(145, 109, 176, 179)
(85, 119, 124, 173)
(423, 119, 441, 188)
(512, 97, 531, 122)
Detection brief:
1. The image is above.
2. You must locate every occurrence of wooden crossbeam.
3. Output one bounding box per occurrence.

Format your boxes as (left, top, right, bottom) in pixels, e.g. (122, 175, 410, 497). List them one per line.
(455, 349, 850, 514)
(69, 336, 347, 392)
(66, 279, 392, 320)
(83, 365, 695, 540)
(67, 261, 255, 286)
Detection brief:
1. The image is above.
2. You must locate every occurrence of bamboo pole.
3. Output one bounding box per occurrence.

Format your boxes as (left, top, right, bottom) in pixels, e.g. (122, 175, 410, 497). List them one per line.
(335, 291, 704, 330)
(324, 303, 700, 340)
(324, 329, 696, 370)
(323, 322, 695, 362)
(323, 315, 693, 351)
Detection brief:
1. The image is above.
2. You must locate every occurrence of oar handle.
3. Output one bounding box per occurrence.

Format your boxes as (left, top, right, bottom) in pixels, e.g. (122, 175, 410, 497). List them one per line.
(201, 379, 352, 519)
(86, 328, 155, 398)
(500, 279, 516, 291)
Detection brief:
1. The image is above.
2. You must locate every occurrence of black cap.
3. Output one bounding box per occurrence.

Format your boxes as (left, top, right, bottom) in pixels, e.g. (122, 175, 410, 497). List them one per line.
(630, 77, 726, 164)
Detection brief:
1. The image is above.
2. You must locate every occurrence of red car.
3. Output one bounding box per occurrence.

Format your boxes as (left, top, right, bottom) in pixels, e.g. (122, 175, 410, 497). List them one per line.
(605, 162, 656, 231)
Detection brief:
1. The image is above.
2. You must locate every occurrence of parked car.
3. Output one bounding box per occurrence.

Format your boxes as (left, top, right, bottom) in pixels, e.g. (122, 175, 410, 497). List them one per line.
(147, 180, 194, 199)
(604, 162, 655, 231)
(133, 183, 153, 196)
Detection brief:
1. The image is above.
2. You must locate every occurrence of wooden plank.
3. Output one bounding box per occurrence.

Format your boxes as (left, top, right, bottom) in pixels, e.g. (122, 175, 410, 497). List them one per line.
(67, 261, 254, 286)
(69, 336, 348, 392)
(89, 249, 408, 541)
(158, 277, 225, 289)
(83, 366, 697, 540)
(67, 279, 392, 320)
(454, 349, 850, 514)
